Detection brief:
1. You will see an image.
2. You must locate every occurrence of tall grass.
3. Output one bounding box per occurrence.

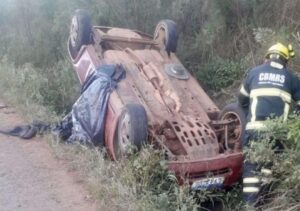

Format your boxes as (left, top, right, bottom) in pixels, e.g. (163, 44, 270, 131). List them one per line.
(0, 58, 79, 120)
(48, 141, 201, 211)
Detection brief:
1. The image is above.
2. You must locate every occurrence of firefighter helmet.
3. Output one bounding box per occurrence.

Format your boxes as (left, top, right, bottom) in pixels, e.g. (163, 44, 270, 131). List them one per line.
(265, 43, 295, 61)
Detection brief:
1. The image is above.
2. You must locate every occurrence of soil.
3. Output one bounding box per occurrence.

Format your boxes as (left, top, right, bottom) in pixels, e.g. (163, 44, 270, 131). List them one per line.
(0, 101, 99, 211)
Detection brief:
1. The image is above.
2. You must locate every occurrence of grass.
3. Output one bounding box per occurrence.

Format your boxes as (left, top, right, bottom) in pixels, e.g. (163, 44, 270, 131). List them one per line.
(0, 58, 79, 121)
(47, 137, 201, 211)
(47, 137, 245, 211)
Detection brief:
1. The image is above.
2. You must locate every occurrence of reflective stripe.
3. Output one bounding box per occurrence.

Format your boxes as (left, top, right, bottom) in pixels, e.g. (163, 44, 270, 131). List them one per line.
(246, 121, 267, 130)
(243, 187, 259, 193)
(270, 61, 284, 69)
(283, 103, 290, 121)
(261, 168, 272, 175)
(248, 103, 289, 124)
(250, 88, 291, 103)
(249, 88, 291, 123)
(250, 97, 258, 122)
(240, 85, 250, 97)
(243, 177, 260, 184)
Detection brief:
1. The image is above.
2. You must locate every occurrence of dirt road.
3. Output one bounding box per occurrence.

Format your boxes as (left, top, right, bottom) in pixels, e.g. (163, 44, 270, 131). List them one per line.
(0, 102, 98, 211)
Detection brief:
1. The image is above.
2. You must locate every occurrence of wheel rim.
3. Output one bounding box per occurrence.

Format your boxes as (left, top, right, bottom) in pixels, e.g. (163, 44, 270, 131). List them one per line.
(118, 113, 131, 153)
(70, 16, 79, 47)
(221, 111, 242, 146)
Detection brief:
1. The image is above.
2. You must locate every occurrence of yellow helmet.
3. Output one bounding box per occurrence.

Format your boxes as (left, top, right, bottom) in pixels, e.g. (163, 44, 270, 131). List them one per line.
(265, 42, 295, 60)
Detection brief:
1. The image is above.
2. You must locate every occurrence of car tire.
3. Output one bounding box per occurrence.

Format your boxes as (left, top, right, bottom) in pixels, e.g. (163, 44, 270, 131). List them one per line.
(69, 9, 92, 54)
(114, 104, 148, 159)
(153, 19, 178, 55)
(218, 103, 246, 150)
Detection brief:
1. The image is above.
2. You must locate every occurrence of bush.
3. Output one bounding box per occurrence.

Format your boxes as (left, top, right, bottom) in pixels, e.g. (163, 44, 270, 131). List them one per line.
(245, 118, 300, 210)
(0, 59, 79, 116)
(195, 57, 246, 91)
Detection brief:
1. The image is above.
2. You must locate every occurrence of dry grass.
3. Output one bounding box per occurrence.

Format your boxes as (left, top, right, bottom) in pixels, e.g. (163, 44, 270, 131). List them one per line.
(46, 136, 197, 211)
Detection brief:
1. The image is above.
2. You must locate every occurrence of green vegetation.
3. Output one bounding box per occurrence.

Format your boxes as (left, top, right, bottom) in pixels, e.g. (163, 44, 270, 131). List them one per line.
(0, 59, 78, 119)
(0, 0, 300, 210)
(245, 118, 300, 210)
(1, 0, 300, 94)
(196, 58, 246, 91)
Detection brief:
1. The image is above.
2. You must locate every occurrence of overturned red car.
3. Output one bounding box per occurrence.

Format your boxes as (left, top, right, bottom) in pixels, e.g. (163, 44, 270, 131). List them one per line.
(68, 10, 245, 190)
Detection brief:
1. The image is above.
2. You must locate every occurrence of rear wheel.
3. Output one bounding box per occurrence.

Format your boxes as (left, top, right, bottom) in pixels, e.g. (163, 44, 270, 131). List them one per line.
(69, 9, 92, 55)
(218, 103, 246, 151)
(153, 20, 178, 55)
(113, 104, 148, 159)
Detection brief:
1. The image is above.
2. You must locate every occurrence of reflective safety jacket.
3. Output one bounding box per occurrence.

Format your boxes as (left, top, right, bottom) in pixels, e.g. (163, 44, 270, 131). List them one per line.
(238, 61, 300, 130)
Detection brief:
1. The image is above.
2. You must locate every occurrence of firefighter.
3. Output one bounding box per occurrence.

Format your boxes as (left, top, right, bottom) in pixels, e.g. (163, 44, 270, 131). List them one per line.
(238, 43, 300, 207)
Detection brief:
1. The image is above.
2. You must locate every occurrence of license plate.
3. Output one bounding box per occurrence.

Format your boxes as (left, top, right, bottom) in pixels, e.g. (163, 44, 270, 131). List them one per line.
(191, 177, 224, 190)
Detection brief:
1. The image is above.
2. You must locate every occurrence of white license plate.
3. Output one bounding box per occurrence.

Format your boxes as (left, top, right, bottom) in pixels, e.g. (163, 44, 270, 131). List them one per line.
(191, 177, 224, 190)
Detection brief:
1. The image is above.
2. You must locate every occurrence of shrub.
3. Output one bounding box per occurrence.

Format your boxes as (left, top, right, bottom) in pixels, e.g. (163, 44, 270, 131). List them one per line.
(0, 59, 79, 117)
(195, 57, 246, 91)
(245, 118, 300, 210)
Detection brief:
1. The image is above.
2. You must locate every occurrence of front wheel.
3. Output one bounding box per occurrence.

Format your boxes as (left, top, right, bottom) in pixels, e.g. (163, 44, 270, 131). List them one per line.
(113, 104, 148, 160)
(218, 103, 246, 151)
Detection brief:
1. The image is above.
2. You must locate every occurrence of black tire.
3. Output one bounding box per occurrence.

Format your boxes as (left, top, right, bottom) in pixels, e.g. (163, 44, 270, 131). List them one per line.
(114, 104, 148, 159)
(218, 103, 246, 150)
(69, 9, 92, 53)
(153, 19, 178, 55)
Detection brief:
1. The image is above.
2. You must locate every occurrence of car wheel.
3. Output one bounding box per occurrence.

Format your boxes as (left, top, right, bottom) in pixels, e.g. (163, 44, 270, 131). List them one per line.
(114, 104, 148, 159)
(69, 9, 92, 54)
(218, 103, 246, 151)
(153, 19, 178, 55)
